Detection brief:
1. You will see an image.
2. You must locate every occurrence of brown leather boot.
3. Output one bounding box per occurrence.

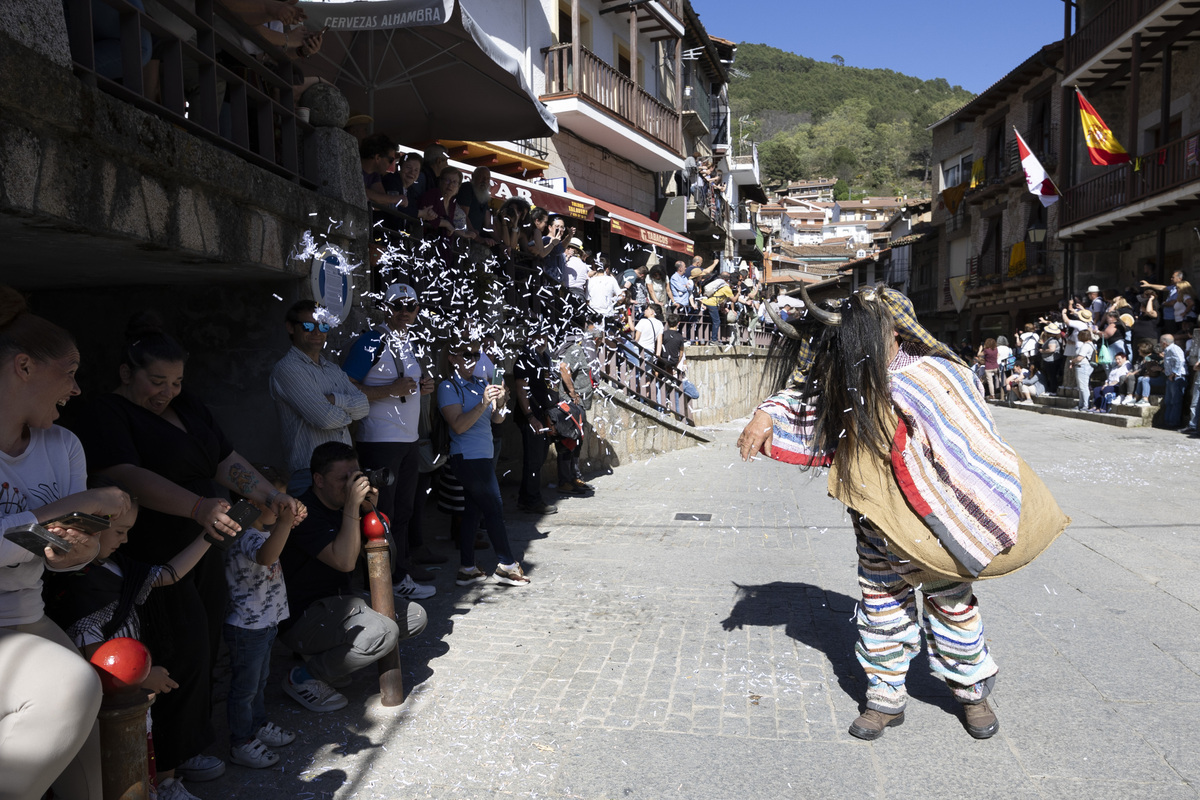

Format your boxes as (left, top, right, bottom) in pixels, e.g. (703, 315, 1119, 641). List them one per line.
(962, 699, 999, 739)
(848, 708, 905, 740)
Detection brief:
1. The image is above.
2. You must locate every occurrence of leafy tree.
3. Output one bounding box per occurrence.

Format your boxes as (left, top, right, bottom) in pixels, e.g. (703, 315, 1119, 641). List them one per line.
(833, 179, 850, 201)
(727, 43, 975, 194)
(831, 54, 845, 67)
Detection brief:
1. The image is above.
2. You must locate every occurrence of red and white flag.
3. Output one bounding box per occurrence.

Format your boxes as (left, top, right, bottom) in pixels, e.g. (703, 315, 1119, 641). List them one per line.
(1014, 128, 1059, 207)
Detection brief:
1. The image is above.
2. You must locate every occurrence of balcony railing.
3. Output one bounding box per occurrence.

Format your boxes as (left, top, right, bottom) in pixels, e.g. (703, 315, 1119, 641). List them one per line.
(1066, 0, 1166, 72)
(65, 0, 315, 186)
(1062, 125, 1200, 227)
(543, 43, 682, 154)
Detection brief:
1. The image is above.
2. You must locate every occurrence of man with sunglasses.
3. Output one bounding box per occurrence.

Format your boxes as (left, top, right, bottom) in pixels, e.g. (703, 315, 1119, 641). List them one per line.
(270, 301, 369, 495)
(341, 284, 437, 601)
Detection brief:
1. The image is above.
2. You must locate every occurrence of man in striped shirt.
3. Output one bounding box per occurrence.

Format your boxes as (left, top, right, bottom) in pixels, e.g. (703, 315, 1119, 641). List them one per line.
(270, 301, 369, 494)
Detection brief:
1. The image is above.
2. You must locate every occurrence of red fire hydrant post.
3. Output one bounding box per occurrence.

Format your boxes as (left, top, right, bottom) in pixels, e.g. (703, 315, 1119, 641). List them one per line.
(90, 638, 155, 800)
(363, 512, 404, 706)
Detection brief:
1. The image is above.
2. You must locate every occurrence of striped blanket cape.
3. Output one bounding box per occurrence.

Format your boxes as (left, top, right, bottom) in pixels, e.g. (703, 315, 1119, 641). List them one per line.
(758, 347, 1021, 577)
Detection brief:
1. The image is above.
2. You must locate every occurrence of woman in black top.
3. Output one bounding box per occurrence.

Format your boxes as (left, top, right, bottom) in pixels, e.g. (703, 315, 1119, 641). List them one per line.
(68, 315, 303, 779)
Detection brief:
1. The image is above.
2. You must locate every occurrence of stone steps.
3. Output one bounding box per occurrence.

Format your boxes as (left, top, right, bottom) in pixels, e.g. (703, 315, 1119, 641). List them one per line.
(989, 393, 1162, 428)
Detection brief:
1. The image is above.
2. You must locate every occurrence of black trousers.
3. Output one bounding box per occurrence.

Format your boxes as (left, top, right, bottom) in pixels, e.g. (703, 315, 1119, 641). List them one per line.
(518, 420, 550, 506)
(356, 440, 420, 582)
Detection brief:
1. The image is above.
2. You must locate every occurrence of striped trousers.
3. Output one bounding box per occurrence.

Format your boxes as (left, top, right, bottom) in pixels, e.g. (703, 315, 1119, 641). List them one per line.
(853, 516, 998, 714)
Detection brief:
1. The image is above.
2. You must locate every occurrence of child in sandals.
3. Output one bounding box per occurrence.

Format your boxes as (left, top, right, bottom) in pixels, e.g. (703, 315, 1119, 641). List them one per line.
(223, 469, 304, 769)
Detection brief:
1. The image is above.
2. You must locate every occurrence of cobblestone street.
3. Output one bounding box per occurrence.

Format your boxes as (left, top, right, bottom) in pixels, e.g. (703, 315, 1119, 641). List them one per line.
(204, 407, 1200, 800)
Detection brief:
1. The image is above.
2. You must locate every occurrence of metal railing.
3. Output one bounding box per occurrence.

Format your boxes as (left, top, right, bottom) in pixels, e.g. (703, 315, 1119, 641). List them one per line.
(510, 137, 551, 161)
(65, 0, 315, 186)
(597, 335, 693, 425)
(1066, 0, 1166, 72)
(1062, 125, 1200, 226)
(542, 43, 682, 154)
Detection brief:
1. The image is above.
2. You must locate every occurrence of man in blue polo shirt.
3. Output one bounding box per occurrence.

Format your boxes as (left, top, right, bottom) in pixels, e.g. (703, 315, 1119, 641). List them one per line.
(341, 283, 437, 601)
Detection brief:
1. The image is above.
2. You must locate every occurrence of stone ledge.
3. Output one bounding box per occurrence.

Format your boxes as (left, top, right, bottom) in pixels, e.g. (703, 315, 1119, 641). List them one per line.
(0, 26, 367, 285)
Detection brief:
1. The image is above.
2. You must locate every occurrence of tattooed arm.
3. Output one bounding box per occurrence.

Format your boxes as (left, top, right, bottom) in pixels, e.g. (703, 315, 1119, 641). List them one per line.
(215, 452, 307, 522)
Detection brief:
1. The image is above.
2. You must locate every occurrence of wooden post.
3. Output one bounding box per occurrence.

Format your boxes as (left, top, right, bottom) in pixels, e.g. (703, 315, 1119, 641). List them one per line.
(364, 537, 404, 706)
(1127, 32, 1140, 208)
(571, 0, 580, 93)
(674, 36, 683, 151)
(98, 690, 154, 800)
(629, 9, 638, 89)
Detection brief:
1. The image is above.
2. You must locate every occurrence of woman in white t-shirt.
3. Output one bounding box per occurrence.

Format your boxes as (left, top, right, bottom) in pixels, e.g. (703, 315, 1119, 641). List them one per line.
(0, 285, 132, 800)
(634, 304, 665, 357)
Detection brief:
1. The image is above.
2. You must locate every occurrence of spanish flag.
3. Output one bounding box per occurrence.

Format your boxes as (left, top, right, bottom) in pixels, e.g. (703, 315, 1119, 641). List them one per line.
(1077, 89, 1130, 166)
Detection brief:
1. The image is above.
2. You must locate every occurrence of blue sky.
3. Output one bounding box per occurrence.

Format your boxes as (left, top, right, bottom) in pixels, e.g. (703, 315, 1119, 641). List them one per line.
(688, 0, 1067, 94)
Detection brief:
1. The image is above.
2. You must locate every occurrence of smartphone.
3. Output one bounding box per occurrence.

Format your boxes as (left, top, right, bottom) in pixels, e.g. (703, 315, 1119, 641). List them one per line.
(203, 499, 259, 550)
(43, 512, 111, 534)
(5, 522, 73, 556)
(492, 366, 505, 386)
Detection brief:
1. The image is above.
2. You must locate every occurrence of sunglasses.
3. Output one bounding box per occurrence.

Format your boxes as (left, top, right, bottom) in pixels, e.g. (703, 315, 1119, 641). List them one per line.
(393, 302, 418, 312)
(297, 321, 331, 333)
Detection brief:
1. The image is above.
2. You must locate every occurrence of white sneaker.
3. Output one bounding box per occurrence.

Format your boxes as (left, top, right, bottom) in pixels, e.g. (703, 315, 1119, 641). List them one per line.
(157, 778, 201, 800)
(393, 574, 435, 600)
(1136, 399, 1151, 407)
(256, 722, 296, 747)
(175, 754, 224, 782)
(283, 668, 348, 713)
(229, 738, 279, 769)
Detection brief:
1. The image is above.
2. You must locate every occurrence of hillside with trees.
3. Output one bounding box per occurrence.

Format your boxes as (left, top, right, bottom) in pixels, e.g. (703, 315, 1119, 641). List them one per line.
(728, 44, 976, 197)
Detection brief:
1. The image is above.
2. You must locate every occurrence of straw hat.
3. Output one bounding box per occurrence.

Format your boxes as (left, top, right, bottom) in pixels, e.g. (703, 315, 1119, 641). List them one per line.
(1043, 322, 1062, 335)
(1077, 309, 1093, 322)
(1119, 313, 1135, 328)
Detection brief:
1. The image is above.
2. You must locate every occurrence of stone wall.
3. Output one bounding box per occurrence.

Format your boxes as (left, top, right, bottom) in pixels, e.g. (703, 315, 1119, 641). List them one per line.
(0, 26, 367, 287)
(494, 345, 779, 485)
(544, 130, 656, 215)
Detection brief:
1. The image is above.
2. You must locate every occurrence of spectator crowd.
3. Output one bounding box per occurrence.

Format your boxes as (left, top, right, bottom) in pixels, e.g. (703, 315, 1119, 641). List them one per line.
(959, 271, 1199, 434)
(0, 172, 774, 798)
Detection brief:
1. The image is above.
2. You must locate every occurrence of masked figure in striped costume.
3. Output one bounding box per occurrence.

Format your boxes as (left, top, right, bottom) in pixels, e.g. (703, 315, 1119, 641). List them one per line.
(739, 280, 1069, 741)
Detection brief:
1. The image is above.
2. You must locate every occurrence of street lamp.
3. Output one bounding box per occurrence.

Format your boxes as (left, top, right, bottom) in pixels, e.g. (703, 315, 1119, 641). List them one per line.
(1026, 221, 1047, 244)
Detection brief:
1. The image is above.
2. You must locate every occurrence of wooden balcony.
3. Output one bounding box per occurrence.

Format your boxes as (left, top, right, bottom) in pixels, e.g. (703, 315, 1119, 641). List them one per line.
(542, 43, 682, 155)
(1061, 125, 1200, 228)
(1066, 0, 1169, 73)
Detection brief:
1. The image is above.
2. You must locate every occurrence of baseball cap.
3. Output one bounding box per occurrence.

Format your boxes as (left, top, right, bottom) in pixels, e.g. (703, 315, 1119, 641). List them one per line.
(384, 283, 418, 306)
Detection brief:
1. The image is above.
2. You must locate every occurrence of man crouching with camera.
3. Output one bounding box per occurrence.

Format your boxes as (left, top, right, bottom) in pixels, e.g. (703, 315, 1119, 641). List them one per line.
(277, 442, 428, 712)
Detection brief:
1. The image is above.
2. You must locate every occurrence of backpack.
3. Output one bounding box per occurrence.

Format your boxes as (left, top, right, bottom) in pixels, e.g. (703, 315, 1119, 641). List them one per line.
(703, 278, 727, 297)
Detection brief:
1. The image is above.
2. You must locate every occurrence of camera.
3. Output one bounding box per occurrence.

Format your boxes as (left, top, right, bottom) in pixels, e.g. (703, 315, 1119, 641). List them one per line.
(362, 467, 395, 489)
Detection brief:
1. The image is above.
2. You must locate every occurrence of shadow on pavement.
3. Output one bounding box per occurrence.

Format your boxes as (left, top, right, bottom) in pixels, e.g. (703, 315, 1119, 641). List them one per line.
(720, 581, 958, 714)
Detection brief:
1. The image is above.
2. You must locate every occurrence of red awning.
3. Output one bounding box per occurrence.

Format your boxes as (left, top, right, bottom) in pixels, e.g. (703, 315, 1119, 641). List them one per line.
(491, 175, 594, 221)
(569, 190, 694, 256)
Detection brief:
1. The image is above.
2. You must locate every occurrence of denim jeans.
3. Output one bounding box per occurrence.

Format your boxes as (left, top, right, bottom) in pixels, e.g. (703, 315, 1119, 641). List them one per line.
(224, 624, 276, 745)
(1074, 362, 1093, 409)
(1163, 374, 1187, 427)
(1136, 374, 1165, 399)
(706, 303, 722, 342)
(451, 454, 516, 568)
(1189, 372, 1200, 428)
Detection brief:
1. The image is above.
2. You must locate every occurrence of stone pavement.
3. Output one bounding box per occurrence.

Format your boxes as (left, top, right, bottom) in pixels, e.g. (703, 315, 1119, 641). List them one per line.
(199, 407, 1200, 800)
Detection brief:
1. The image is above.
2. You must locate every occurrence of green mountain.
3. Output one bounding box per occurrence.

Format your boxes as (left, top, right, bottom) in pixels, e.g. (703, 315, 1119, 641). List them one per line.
(728, 44, 976, 196)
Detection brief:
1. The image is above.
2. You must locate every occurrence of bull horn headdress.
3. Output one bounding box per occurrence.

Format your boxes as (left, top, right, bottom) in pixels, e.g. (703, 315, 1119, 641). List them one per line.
(766, 276, 847, 339)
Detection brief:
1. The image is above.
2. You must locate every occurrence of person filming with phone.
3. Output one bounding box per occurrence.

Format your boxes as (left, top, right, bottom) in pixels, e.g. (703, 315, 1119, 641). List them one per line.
(438, 340, 531, 587)
(0, 284, 131, 800)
